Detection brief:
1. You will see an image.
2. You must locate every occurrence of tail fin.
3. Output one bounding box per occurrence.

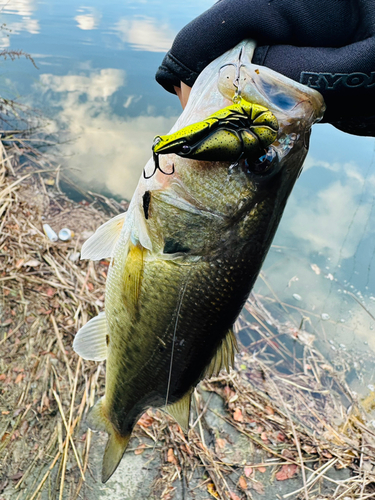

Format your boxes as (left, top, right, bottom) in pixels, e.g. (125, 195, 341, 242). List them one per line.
(87, 397, 131, 483)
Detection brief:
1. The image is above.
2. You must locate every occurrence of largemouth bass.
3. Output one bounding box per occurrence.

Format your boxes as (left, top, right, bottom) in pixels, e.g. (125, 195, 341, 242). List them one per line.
(73, 40, 324, 483)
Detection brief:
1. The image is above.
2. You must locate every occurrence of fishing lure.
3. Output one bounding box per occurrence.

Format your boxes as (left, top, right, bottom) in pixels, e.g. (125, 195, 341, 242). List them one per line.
(145, 98, 279, 179)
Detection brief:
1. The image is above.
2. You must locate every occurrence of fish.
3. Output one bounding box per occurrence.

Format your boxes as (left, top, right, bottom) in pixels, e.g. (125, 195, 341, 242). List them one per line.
(73, 40, 325, 483)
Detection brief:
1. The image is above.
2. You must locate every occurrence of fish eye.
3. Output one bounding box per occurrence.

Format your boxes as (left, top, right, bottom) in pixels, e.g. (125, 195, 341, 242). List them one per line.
(247, 147, 277, 175)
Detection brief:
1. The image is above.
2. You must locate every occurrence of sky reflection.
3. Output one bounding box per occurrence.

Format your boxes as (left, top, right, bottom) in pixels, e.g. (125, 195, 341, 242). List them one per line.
(2, 0, 375, 389)
(75, 7, 101, 31)
(0, 0, 39, 47)
(39, 68, 176, 199)
(113, 16, 175, 52)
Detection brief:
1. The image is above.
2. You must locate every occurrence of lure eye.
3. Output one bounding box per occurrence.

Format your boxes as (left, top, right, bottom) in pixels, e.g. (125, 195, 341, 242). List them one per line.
(153, 136, 162, 149)
(247, 148, 277, 175)
(180, 144, 191, 155)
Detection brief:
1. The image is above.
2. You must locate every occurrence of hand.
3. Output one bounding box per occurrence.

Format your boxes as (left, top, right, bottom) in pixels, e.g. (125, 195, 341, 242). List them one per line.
(173, 82, 191, 109)
(156, 0, 375, 136)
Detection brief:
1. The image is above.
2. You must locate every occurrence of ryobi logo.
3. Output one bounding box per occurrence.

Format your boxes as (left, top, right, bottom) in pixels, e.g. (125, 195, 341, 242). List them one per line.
(300, 71, 375, 90)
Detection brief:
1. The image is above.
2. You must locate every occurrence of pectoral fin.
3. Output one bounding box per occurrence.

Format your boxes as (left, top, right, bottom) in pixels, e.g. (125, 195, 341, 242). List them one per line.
(205, 329, 238, 379)
(87, 397, 131, 483)
(73, 311, 108, 361)
(81, 212, 127, 260)
(165, 390, 192, 432)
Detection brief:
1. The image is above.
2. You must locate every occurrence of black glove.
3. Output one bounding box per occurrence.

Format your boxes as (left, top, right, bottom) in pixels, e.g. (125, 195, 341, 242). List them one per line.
(156, 0, 375, 136)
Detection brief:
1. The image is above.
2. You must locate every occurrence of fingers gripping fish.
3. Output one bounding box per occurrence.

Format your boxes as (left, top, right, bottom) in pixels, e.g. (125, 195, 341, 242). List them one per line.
(73, 40, 325, 483)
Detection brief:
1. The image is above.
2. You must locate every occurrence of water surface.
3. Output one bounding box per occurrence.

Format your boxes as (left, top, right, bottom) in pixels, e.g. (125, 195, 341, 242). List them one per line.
(2, 0, 375, 405)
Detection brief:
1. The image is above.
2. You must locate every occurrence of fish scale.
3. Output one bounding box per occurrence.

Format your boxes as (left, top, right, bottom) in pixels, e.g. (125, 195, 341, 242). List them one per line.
(73, 40, 325, 483)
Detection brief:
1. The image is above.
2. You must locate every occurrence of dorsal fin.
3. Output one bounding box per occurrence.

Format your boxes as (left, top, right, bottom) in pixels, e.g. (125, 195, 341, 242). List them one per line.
(73, 311, 108, 361)
(165, 389, 193, 432)
(205, 329, 238, 379)
(81, 212, 126, 261)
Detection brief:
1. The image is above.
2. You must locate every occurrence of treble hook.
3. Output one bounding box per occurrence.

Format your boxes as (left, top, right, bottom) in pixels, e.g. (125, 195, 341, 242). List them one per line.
(143, 151, 175, 179)
(219, 46, 245, 103)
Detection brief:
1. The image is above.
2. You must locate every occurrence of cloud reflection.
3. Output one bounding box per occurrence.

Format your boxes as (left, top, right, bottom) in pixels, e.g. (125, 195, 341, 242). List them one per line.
(75, 7, 101, 30)
(113, 16, 175, 52)
(0, 0, 40, 47)
(40, 69, 126, 100)
(284, 158, 375, 261)
(39, 69, 177, 200)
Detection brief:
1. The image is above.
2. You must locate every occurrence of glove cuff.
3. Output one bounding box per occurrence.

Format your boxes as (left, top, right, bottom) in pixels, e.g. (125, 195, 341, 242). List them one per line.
(156, 53, 200, 95)
(156, 46, 271, 95)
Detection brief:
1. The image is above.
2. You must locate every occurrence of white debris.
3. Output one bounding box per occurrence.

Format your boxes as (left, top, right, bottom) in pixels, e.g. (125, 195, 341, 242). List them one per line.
(310, 263, 321, 275)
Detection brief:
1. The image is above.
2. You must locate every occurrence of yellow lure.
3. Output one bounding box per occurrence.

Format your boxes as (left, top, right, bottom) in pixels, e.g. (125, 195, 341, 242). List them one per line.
(152, 98, 279, 164)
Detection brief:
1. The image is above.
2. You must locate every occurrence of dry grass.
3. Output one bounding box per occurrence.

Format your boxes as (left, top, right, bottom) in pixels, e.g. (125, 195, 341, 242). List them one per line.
(0, 131, 374, 500)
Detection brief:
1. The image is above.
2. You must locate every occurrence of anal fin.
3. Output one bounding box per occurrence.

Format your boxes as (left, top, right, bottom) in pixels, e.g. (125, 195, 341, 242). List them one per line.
(205, 329, 238, 379)
(165, 390, 192, 433)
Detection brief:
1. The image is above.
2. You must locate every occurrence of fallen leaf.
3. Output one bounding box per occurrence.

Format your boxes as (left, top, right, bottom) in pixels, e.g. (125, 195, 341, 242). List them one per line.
(1, 432, 10, 442)
(260, 432, 269, 443)
(1, 411, 10, 415)
(281, 449, 295, 460)
(0, 374, 6, 381)
(134, 443, 146, 455)
(15, 259, 24, 269)
(180, 443, 193, 455)
(303, 445, 316, 454)
(275, 464, 298, 481)
(15, 373, 24, 384)
(251, 481, 265, 494)
(207, 483, 219, 498)
(276, 432, 286, 442)
(258, 466, 266, 473)
(264, 406, 274, 415)
(238, 475, 247, 490)
(9, 472, 23, 481)
(223, 386, 235, 400)
(167, 448, 178, 464)
(229, 492, 241, 500)
(0, 478, 9, 493)
(138, 413, 154, 428)
(244, 466, 253, 477)
(233, 408, 243, 422)
(46, 287, 55, 297)
(216, 438, 226, 449)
